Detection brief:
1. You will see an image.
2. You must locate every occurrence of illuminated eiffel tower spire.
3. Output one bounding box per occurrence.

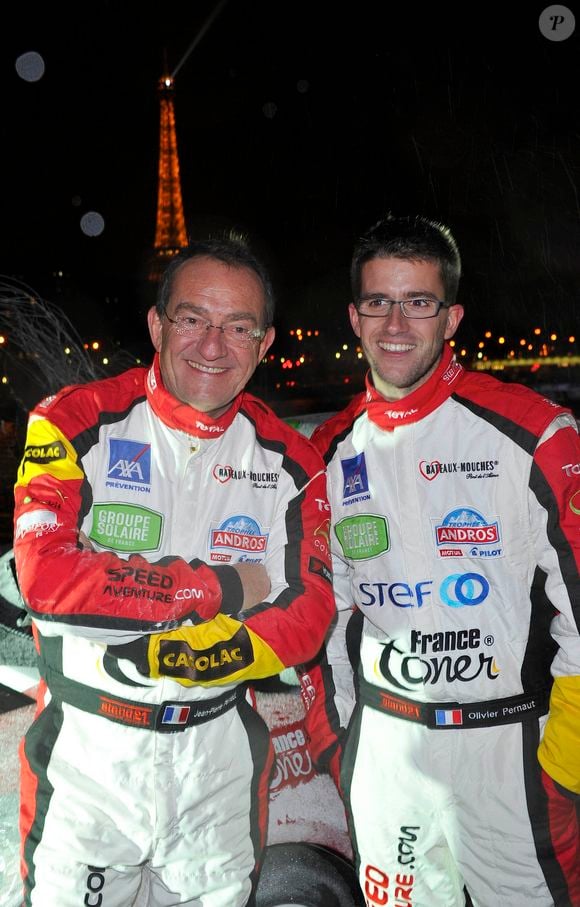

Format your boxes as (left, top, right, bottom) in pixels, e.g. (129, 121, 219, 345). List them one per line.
(149, 74, 188, 281)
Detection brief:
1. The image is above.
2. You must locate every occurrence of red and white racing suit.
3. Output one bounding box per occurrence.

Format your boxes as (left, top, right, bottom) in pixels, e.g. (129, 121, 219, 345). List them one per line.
(301, 344, 580, 906)
(13, 354, 334, 907)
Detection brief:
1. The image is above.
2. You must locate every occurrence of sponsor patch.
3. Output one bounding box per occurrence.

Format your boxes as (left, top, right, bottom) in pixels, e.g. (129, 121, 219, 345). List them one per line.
(107, 439, 151, 490)
(433, 507, 503, 558)
(97, 696, 152, 728)
(562, 462, 580, 477)
(378, 634, 500, 690)
(15, 508, 60, 539)
(91, 503, 162, 551)
(335, 514, 389, 559)
(440, 572, 489, 607)
(212, 464, 279, 488)
(419, 458, 499, 480)
(340, 452, 370, 505)
(210, 515, 268, 556)
(22, 441, 67, 469)
(158, 626, 253, 681)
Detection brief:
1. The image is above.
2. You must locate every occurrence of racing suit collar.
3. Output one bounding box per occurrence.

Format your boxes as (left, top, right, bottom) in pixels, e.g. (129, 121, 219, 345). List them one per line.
(361, 343, 464, 430)
(145, 353, 243, 438)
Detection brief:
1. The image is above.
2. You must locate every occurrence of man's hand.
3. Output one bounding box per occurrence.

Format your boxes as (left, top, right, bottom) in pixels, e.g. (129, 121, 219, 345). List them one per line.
(78, 531, 94, 550)
(232, 562, 270, 611)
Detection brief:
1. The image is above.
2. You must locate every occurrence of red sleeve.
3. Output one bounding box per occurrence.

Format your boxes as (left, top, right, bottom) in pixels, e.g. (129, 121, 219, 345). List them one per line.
(13, 402, 241, 639)
(242, 469, 336, 666)
(299, 651, 346, 791)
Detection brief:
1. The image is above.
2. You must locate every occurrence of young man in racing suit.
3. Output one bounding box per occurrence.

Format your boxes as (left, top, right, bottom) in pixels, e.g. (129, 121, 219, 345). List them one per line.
(299, 214, 580, 906)
(13, 235, 335, 907)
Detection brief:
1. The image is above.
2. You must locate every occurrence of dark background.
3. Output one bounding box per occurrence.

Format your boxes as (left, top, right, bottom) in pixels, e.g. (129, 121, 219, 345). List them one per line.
(2, 2, 579, 354)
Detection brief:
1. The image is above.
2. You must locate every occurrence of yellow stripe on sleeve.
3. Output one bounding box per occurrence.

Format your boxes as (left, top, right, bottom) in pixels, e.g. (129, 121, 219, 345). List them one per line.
(538, 675, 580, 794)
(15, 417, 84, 487)
(146, 613, 285, 687)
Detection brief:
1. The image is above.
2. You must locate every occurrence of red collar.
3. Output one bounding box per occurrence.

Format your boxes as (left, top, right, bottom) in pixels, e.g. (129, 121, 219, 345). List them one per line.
(145, 353, 242, 438)
(359, 344, 464, 430)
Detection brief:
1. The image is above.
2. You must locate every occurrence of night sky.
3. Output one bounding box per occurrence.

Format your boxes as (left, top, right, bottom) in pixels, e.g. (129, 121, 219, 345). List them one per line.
(2, 1, 579, 356)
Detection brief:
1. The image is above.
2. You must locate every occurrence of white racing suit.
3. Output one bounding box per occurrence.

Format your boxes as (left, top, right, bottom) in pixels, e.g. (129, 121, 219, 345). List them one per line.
(13, 354, 334, 907)
(300, 344, 580, 906)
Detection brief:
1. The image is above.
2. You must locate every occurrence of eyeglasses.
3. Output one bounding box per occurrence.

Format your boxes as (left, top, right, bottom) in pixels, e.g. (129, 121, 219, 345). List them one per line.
(356, 297, 450, 320)
(163, 311, 267, 348)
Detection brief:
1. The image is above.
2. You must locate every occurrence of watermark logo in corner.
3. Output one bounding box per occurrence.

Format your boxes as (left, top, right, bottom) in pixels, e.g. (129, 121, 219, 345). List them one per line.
(539, 5, 575, 40)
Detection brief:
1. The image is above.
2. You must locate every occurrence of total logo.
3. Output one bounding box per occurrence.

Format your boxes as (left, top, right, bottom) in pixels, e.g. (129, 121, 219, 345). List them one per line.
(358, 572, 490, 608)
(562, 462, 580, 477)
(433, 507, 503, 558)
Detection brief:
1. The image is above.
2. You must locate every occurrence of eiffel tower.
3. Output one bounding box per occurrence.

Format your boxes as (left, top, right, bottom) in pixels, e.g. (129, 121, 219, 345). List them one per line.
(149, 74, 188, 282)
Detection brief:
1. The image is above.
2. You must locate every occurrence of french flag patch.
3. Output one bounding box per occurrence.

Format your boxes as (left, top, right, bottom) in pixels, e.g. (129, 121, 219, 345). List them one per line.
(161, 705, 191, 726)
(435, 709, 463, 727)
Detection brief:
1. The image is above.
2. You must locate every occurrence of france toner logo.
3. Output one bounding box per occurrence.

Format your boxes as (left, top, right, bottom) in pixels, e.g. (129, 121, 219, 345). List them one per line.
(107, 439, 152, 491)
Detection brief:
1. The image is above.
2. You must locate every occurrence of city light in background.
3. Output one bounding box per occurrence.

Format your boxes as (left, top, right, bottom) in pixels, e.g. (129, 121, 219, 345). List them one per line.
(2, 4, 580, 423)
(1, 320, 578, 400)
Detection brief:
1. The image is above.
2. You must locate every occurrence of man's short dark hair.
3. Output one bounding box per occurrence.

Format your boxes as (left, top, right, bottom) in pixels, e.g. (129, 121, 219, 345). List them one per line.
(156, 232, 275, 326)
(351, 214, 462, 305)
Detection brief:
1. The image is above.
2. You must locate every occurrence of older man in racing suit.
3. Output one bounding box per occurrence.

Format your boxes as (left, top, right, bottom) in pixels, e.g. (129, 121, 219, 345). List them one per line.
(13, 235, 335, 907)
(299, 214, 580, 906)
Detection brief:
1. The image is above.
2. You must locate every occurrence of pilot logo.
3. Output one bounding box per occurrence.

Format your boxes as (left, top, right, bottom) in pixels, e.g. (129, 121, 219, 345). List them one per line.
(107, 439, 151, 492)
(340, 452, 371, 506)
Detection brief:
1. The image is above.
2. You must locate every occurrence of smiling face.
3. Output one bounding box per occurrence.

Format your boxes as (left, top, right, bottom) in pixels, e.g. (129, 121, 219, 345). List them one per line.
(349, 256, 464, 400)
(148, 256, 275, 418)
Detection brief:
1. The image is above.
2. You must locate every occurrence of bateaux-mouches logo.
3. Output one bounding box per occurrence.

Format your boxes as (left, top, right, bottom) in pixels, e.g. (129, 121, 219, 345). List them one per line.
(419, 458, 499, 481)
(210, 515, 268, 561)
(340, 452, 371, 506)
(212, 463, 279, 489)
(106, 439, 151, 493)
(433, 507, 503, 558)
